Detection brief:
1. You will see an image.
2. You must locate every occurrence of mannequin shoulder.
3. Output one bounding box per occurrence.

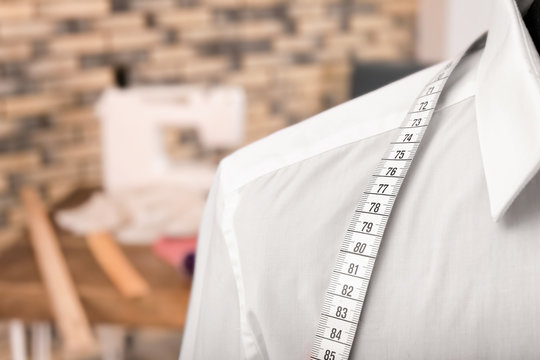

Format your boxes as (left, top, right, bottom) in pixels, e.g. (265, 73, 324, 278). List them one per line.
(218, 62, 445, 193)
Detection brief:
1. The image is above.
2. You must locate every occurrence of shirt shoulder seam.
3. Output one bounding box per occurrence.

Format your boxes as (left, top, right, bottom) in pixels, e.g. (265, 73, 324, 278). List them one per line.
(236, 127, 398, 193)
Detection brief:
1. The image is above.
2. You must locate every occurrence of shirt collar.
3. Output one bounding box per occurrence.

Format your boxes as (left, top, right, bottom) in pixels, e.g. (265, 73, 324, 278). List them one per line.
(475, 0, 540, 221)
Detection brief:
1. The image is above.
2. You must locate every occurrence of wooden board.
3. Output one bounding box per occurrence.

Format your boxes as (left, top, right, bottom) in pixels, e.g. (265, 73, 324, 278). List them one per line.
(20, 187, 99, 358)
(86, 232, 150, 299)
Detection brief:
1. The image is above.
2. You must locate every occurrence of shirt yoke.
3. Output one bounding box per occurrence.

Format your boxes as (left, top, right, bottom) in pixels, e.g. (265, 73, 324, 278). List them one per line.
(219, 62, 446, 195)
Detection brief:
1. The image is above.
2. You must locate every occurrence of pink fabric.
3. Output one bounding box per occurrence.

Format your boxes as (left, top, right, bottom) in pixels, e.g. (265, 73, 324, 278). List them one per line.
(153, 235, 197, 274)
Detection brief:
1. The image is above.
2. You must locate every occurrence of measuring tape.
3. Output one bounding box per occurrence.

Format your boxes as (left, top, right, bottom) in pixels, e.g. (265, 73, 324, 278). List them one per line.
(310, 59, 458, 360)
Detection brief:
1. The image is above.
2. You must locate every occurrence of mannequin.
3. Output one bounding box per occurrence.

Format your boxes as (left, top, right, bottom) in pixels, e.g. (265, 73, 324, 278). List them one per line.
(524, 0, 540, 52)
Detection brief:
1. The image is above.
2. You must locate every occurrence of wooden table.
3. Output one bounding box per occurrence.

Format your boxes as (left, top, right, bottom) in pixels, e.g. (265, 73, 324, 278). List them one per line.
(0, 236, 192, 329)
(0, 188, 192, 359)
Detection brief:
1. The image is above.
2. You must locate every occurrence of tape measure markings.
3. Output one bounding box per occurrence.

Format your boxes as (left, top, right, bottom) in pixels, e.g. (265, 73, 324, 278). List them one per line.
(311, 62, 456, 360)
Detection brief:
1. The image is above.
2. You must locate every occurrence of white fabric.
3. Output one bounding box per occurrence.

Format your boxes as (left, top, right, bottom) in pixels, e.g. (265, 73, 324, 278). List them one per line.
(180, 0, 540, 358)
(56, 185, 205, 244)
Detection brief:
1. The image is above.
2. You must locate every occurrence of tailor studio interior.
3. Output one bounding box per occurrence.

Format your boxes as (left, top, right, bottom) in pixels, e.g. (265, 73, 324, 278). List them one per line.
(0, 0, 494, 359)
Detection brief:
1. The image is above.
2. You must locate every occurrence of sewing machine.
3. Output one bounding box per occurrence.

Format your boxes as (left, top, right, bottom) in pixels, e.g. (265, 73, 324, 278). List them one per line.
(96, 85, 246, 193)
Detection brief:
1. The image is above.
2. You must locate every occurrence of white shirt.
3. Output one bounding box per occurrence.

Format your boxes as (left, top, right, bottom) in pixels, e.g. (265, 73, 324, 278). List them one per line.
(180, 0, 540, 358)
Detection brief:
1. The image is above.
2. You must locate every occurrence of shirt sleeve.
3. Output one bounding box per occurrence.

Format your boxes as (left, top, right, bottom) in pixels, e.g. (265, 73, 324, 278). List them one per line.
(179, 168, 244, 359)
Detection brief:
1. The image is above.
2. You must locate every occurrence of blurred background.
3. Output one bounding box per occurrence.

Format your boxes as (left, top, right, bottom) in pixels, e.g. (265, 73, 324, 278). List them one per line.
(0, 0, 490, 359)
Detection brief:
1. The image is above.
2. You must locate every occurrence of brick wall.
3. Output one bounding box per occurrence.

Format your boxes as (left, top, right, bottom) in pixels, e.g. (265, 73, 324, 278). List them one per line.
(0, 0, 416, 243)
